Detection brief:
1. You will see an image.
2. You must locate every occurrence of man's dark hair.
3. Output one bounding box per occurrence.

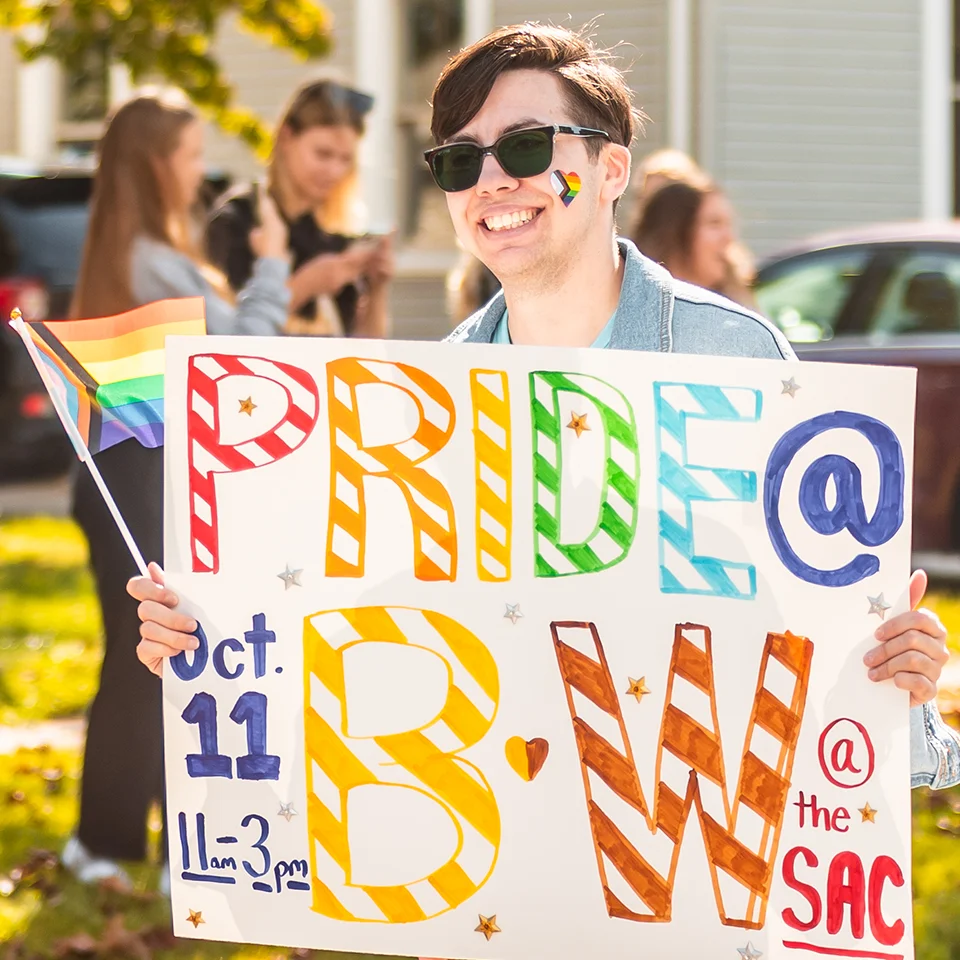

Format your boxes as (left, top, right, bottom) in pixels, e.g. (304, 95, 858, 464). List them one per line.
(430, 22, 644, 158)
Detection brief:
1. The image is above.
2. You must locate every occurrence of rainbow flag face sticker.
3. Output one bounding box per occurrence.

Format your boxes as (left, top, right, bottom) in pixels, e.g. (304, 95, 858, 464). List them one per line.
(551, 170, 581, 206)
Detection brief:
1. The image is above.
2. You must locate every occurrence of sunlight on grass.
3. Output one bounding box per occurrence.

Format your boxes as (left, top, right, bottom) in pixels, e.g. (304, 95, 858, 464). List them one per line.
(0, 516, 88, 568)
(0, 517, 413, 958)
(0, 747, 378, 960)
(925, 591, 960, 653)
(0, 517, 102, 723)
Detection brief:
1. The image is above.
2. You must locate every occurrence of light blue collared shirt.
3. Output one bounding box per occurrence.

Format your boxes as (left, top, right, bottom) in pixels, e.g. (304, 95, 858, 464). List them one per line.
(493, 308, 616, 348)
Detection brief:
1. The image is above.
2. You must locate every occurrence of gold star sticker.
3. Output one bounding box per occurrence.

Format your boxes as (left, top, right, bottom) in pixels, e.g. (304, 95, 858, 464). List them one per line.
(186, 909, 205, 928)
(238, 396, 257, 416)
(475, 914, 501, 941)
(566, 412, 590, 438)
(859, 802, 877, 823)
(625, 677, 651, 703)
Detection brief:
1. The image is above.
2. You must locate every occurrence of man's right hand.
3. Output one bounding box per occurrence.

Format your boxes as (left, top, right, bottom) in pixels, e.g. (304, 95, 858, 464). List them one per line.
(127, 562, 199, 677)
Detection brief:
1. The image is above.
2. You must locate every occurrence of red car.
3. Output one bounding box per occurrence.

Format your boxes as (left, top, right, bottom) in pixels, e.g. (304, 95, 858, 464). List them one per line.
(755, 222, 960, 574)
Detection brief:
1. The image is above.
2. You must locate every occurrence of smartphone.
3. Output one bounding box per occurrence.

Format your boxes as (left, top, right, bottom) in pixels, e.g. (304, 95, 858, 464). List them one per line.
(248, 180, 267, 226)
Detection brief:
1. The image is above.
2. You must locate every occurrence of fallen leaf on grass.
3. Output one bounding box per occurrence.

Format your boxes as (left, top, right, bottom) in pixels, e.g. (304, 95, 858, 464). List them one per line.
(5, 849, 61, 899)
(138, 926, 177, 951)
(1, 936, 39, 960)
(97, 874, 157, 903)
(99, 916, 152, 960)
(53, 933, 98, 958)
(53, 917, 153, 960)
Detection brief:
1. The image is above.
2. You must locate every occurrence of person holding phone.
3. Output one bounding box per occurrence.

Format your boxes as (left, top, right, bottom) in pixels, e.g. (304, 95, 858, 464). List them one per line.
(207, 80, 394, 339)
(64, 88, 291, 890)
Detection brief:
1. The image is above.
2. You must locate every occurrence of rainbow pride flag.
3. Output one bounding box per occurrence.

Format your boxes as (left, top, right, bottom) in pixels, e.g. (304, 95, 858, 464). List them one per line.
(17, 297, 206, 454)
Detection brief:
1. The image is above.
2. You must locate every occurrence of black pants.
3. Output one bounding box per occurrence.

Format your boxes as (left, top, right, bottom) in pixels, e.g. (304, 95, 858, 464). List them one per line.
(72, 440, 164, 861)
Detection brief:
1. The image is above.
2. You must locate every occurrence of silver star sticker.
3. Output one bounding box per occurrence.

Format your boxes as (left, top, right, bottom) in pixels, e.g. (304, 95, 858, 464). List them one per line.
(504, 603, 524, 625)
(277, 565, 302, 590)
(737, 943, 763, 960)
(867, 593, 891, 619)
(277, 802, 297, 822)
(781, 377, 801, 398)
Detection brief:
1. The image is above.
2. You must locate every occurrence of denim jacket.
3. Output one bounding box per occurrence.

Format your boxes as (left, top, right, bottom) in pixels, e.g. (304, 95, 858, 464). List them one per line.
(447, 237, 960, 790)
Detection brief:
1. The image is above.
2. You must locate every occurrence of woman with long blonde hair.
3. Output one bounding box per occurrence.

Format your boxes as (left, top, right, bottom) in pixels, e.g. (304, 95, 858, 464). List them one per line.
(207, 79, 393, 338)
(65, 88, 290, 890)
(629, 149, 757, 308)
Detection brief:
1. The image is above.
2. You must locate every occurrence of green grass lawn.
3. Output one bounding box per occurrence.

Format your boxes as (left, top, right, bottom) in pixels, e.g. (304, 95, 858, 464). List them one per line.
(0, 517, 392, 960)
(0, 517, 101, 724)
(1, 514, 959, 958)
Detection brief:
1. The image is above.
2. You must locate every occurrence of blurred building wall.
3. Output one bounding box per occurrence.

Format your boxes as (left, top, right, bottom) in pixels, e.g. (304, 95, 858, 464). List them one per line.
(0, 34, 17, 154)
(699, 0, 924, 256)
(0, 1, 950, 339)
(202, 3, 356, 179)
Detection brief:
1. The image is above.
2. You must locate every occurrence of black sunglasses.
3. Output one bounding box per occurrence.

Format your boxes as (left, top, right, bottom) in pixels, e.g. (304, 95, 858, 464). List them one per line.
(423, 124, 610, 193)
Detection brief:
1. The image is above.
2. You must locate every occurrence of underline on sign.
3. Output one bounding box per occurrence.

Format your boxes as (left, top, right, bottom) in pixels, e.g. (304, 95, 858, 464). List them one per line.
(181, 871, 236, 885)
(783, 941, 904, 960)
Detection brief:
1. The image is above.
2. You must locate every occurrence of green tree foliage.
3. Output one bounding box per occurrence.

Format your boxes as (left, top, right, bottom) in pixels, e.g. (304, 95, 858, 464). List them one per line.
(0, 0, 334, 154)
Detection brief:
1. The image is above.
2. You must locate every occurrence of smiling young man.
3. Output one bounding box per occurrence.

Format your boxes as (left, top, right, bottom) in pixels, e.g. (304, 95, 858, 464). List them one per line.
(129, 20, 956, 833)
(428, 26, 791, 360)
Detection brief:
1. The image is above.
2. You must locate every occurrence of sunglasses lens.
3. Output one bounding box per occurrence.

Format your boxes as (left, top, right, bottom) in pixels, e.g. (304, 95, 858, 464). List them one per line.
(431, 143, 483, 192)
(498, 128, 553, 179)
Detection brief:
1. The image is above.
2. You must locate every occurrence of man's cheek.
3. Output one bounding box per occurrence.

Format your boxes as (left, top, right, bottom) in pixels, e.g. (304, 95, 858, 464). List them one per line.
(446, 197, 477, 248)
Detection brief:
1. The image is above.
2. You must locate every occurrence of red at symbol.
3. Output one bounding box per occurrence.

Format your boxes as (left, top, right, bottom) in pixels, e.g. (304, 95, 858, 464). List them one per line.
(818, 718, 876, 789)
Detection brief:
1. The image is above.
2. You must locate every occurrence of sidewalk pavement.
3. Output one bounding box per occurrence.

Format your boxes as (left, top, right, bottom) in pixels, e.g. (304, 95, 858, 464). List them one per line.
(0, 717, 85, 754)
(0, 475, 70, 518)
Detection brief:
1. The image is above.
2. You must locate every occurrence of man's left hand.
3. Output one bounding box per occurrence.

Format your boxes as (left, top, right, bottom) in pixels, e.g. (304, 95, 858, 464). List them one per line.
(864, 569, 949, 707)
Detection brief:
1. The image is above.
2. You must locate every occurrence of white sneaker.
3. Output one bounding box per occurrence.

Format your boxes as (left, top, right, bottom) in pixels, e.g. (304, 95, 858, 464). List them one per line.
(61, 836, 132, 888)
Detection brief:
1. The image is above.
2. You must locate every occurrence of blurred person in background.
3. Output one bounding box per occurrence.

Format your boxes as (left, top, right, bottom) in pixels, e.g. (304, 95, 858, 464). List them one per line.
(631, 178, 757, 308)
(64, 88, 291, 888)
(634, 147, 711, 201)
(631, 150, 756, 308)
(448, 147, 750, 324)
(208, 79, 394, 339)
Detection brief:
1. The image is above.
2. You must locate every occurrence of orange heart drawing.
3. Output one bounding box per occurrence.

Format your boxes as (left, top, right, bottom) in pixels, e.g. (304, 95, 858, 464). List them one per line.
(505, 736, 550, 781)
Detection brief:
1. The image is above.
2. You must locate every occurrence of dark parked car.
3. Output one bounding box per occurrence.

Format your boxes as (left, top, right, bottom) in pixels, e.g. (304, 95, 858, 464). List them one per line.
(0, 158, 229, 482)
(0, 160, 91, 479)
(755, 222, 960, 569)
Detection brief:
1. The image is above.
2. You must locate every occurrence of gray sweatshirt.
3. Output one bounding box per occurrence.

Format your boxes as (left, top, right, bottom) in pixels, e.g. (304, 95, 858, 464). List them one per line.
(130, 235, 290, 335)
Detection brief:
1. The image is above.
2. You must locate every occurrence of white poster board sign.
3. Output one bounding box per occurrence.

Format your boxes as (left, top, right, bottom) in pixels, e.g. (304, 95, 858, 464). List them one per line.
(163, 336, 916, 960)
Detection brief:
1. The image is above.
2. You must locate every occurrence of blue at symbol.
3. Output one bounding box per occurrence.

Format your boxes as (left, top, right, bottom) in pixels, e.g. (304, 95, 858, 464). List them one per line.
(764, 411, 904, 587)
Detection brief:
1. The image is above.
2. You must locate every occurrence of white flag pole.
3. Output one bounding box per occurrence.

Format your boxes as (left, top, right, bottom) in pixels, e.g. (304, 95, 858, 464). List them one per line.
(9, 308, 149, 578)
